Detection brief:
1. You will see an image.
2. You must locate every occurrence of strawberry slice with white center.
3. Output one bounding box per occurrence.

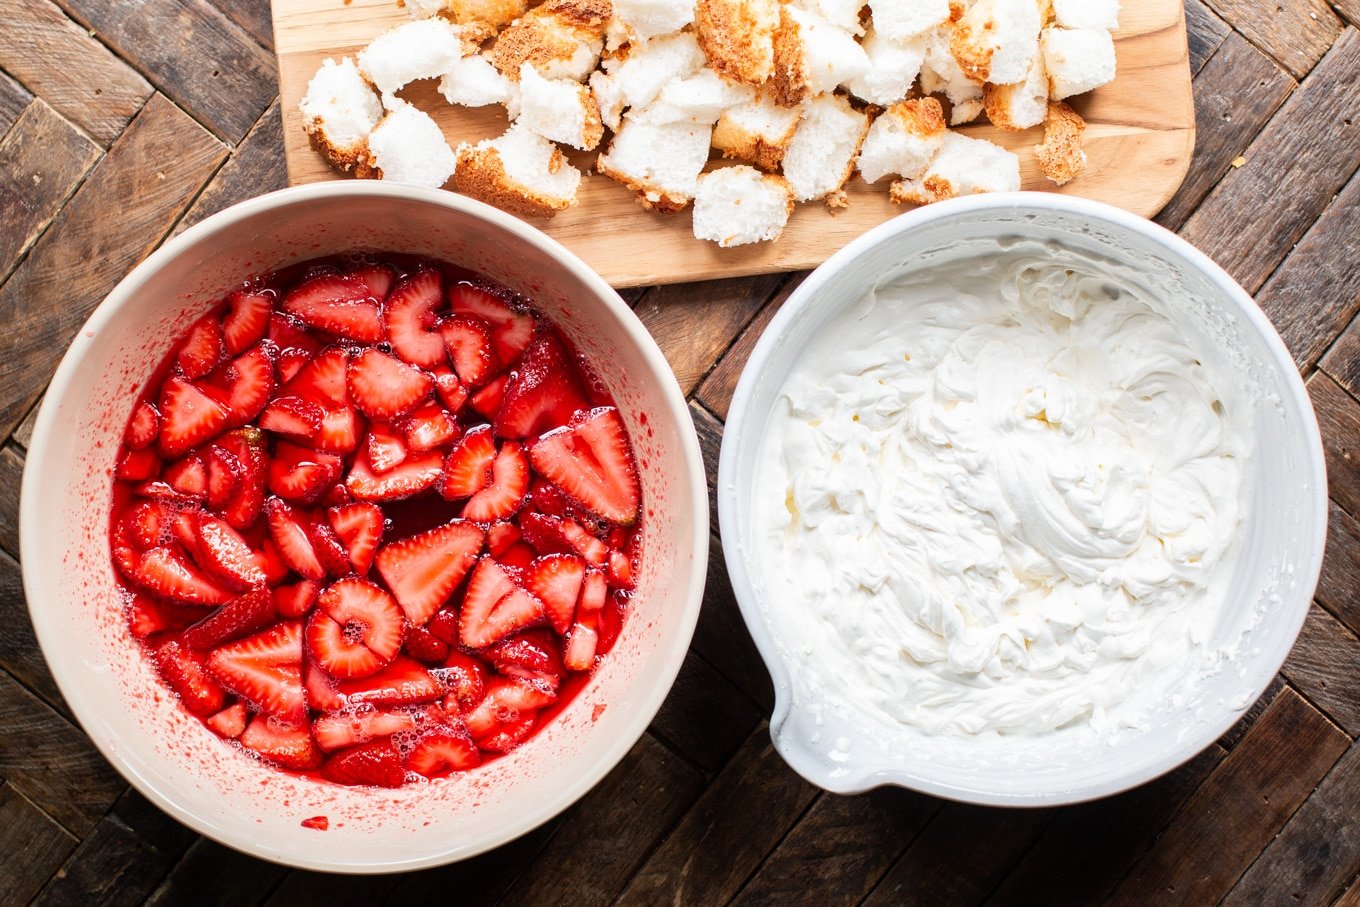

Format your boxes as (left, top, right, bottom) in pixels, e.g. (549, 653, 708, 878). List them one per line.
(476, 711, 539, 753)
(281, 346, 349, 408)
(375, 519, 484, 626)
(403, 402, 458, 451)
(268, 441, 342, 505)
(223, 288, 273, 356)
(384, 269, 446, 368)
(205, 700, 248, 738)
(519, 512, 608, 564)
(134, 547, 236, 606)
(307, 517, 352, 577)
(212, 344, 276, 429)
(192, 512, 266, 590)
(346, 446, 444, 502)
(406, 726, 481, 777)
(432, 366, 469, 413)
(449, 283, 535, 365)
(204, 444, 242, 509)
(463, 441, 529, 522)
(328, 502, 383, 575)
(304, 655, 346, 712)
(440, 315, 495, 388)
(240, 713, 322, 770)
(487, 629, 565, 686)
(158, 376, 230, 458)
(335, 655, 444, 707)
(265, 497, 325, 580)
(365, 423, 409, 474)
(313, 707, 417, 753)
(125, 400, 159, 450)
(307, 577, 405, 679)
(524, 553, 586, 634)
(274, 578, 320, 618)
(217, 428, 266, 530)
(438, 651, 488, 709)
(487, 521, 522, 556)
(469, 374, 508, 419)
(440, 425, 495, 500)
(347, 348, 433, 421)
(176, 314, 226, 380)
(259, 395, 324, 439)
(564, 570, 607, 671)
(123, 499, 173, 551)
(207, 620, 307, 722)
(315, 405, 362, 454)
(493, 333, 587, 439)
(529, 407, 640, 525)
(163, 455, 208, 500)
(181, 587, 276, 649)
(321, 740, 406, 788)
(154, 639, 227, 716)
(283, 273, 383, 343)
(350, 263, 395, 302)
(464, 675, 555, 739)
(458, 557, 544, 649)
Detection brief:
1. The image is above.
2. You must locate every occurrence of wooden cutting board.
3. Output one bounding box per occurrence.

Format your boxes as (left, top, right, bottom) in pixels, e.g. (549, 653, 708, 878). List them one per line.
(272, 1, 1193, 288)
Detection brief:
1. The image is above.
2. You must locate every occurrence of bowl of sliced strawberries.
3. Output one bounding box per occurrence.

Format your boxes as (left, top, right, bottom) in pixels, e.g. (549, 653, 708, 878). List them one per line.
(20, 182, 707, 872)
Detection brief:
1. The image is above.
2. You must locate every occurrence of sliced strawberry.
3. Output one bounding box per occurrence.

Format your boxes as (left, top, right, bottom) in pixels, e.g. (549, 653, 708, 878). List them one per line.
(608, 548, 635, 589)
(328, 503, 383, 575)
(213, 344, 275, 429)
(274, 578, 321, 618)
(384, 269, 446, 368)
(475, 711, 538, 753)
(123, 499, 174, 551)
(281, 346, 350, 407)
(519, 512, 608, 564)
(579, 568, 606, 613)
(283, 273, 383, 342)
(529, 407, 639, 524)
(375, 520, 484, 627)
(441, 316, 495, 388)
(158, 377, 230, 458)
(488, 629, 565, 685)
(366, 423, 409, 474)
(170, 509, 200, 552)
(217, 428, 266, 529)
(597, 592, 627, 655)
(403, 403, 458, 452)
(350, 263, 395, 301)
(255, 536, 290, 585)
(207, 620, 306, 722)
(177, 314, 226, 380)
(117, 447, 161, 482)
(529, 479, 571, 517)
(223, 288, 273, 355)
(308, 578, 404, 679)
(432, 366, 470, 413)
(464, 675, 555, 738)
(335, 656, 444, 707)
(268, 441, 342, 504)
(487, 522, 522, 556)
(321, 740, 405, 788)
(469, 374, 507, 419)
(492, 312, 534, 365)
(240, 713, 322, 770)
(440, 425, 496, 500)
(315, 406, 363, 454)
(259, 395, 324, 439)
(313, 707, 416, 753)
(307, 518, 351, 577)
(125, 400, 160, 450)
(439, 651, 488, 709)
(181, 587, 275, 649)
(346, 447, 444, 502)
(304, 656, 346, 712)
(449, 284, 533, 362)
(524, 553, 586, 634)
(133, 547, 236, 606)
(321, 483, 352, 508)
(564, 609, 600, 672)
(204, 444, 242, 510)
(347, 349, 432, 420)
(403, 624, 449, 663)
(163, 455, 208, 500)
(269, 312, 324, 360)
(205, 700, 248, 738)
(406, 726, 481, 777)
(463, 441, 528, 522)
(193, 512, 267, 590)
(426, 608, 460, 646)
(494, 333, 587, 439)
(458, 557, 544, 649)
(127, 594, 200, 639)
(154, 639, 227, 716)
(265, 497, 325, 580)
(498, 542, 535, 569)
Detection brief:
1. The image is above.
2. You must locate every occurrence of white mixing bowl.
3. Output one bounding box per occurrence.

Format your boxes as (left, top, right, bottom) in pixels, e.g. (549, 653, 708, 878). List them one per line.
(20, 182, 708, 871)
(718, 193, 1327, 807)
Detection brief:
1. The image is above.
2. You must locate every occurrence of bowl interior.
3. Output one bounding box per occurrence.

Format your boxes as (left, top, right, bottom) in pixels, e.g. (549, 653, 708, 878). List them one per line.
(21, 184, 706, 870)
(721, 196, 1326, 805)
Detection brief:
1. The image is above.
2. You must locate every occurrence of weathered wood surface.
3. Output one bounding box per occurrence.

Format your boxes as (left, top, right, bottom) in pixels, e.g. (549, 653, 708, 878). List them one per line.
(2, 1, 1360, 902)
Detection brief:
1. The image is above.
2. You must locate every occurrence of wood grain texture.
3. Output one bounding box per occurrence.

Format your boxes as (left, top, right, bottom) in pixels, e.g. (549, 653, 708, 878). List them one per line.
(0, 548, 67, 712)
(1184, 0, 1230, 75)
(382, 819, 558, 904)
(0, 98, 101, 282)
(649, 650, 762, 773)
(1179, 27, 1360, 294)
(11, 397, 38, 449)
(1203, 0, 1341, 77)
(1108, 689, 1350, 906)
(0, 93, 225, 438)
(216, 0, 273, 51)
(0, 783, 78, 905)
(273, 0, 1195, 286)
(0, 444, 22, 557)
(693, 401, 722, 536)
(0, 0, 151, 145)
(1216, 675, 1287, 751)
(691, 533, 776, 713)
(0, 70, 32, 139)
(1318, 500, 1360, 635)
(142, 837, 287, 906)
(695, 272, 805, 420)
(1310, 372, 1360, 519)
(1283, 605, 1360, 736)
(174, 101, 285, 234)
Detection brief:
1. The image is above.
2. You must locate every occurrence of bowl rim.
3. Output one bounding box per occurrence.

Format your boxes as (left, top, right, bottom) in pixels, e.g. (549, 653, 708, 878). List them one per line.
(20, 180, 710, 871)
(718, 191, 1328, 807)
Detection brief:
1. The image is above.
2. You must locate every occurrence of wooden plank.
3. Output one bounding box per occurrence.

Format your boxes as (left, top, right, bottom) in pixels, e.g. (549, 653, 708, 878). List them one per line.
(1323, 313, 1360, 401)
(1179, 27, 1360, 294)
(499, 734, 706, 907)
(1310, 373, 1360, 521)
(0, 783, 78, 905)
(690, 534, 776, 712)
(1155, 32, 1295, 232)
(731, 788, 939, 907)
(34, 789, 198, 907)
(0, 0, 151, 145)
(11, 396, 39, 449)
(0, 444, 23, 557)
(1184, 0, 1229, 76)
(174, 100, 285, 235)
(0, 70, 32, 139)
(52, 0, 275, 145)
(635, 274, 786, 397)
(0, 98, 101, 283)
(1258, 165, 1360, 370)
(1216, 675, 1286, 751)
(382, 819, 558, 904)
(649, 650, 763, 774)
(143, 837, 288, 907)
(1107, 688, 1350, 906)
(260, 870, 396, 907)
(692, 402, 722, 536)
(0, 93, 226, 439)
(210, 0, 274, 51)
(863, 803, 1053, 906)
(988, 744, 1226, 906)
(1224, 742, 1360, 906)
(1283, 606, 1360, 737)
(615, 726, 819, 907)
(1318, 500, 1360, 636)
(1202, 0, 1340, 78)
(0, 547, 68, 712)
(0, 668, 125, 836)
(695, 273, 806, 421)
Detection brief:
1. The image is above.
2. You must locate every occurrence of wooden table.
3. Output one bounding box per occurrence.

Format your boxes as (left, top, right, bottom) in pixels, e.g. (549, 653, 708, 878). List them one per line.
(1, 2, 1359, 903)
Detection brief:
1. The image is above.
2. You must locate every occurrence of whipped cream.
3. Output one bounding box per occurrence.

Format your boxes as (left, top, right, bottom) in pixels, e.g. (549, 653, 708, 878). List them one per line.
(758, 249, 1249, 737)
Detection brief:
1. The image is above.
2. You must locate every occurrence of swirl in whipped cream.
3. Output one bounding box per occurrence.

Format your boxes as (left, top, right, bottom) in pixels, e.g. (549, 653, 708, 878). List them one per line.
(759, 251, 1248, 736)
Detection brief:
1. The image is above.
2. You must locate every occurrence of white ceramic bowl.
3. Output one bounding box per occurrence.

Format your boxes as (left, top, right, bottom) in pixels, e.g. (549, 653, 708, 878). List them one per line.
(20, 182, 708, 871)
(718, 193, 1327, 807)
